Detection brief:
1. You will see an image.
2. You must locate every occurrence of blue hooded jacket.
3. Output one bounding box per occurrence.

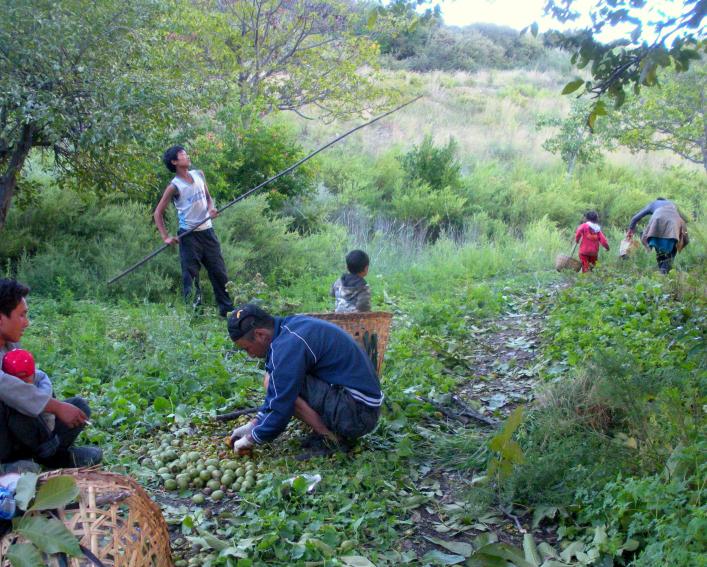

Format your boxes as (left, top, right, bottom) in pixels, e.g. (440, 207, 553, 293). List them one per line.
(251, 316, 383, 444)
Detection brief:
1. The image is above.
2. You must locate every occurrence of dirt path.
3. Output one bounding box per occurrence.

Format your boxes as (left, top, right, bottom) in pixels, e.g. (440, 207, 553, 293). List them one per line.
(406, 284, 565, 560)
(456, 287, 554, 418)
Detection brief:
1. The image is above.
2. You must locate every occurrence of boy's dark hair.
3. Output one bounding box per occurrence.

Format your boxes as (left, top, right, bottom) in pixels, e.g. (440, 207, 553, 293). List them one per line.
(585, 211, 599, 223)
(346, 250, 369, 274)
(162, 145, 186, 173)
(0, 279, 30, 317)
(656, 197, 667, 201)
(228, 304, 275, 341)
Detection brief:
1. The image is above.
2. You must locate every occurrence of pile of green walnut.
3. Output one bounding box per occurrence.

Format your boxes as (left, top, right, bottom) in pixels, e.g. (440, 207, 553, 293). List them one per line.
(141, 432, 260, 504)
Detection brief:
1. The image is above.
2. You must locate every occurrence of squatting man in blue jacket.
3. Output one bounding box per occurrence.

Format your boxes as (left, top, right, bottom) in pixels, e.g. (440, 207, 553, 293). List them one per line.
(227, 305, 383, 459)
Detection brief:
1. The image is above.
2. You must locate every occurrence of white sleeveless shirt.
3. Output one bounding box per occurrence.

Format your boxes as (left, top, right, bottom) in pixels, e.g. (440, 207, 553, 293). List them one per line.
(171, 170, 212, 231)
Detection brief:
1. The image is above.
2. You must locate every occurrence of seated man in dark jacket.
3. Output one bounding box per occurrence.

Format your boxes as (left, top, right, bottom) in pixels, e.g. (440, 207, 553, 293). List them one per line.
(228, 305, 382, 458)
(0, 279, 102, 472)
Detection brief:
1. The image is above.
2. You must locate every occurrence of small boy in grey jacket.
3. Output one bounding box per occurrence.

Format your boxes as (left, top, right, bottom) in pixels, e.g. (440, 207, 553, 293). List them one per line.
(330, 250, 372, 313)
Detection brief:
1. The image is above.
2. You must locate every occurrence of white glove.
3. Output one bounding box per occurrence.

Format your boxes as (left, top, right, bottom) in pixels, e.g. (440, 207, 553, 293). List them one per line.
(233, 435, 254, 451)
(230, 421, 255, 444)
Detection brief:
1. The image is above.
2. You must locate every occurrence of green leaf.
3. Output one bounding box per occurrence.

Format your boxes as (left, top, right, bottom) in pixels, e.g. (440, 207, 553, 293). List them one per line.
(560, 540, 585, 563)
(421, 549, 465, 565)
(195, 529, 229, 551)
(29, 476, 79, 511)
(561, 79, 585, 95)
(424, 535, 473, 557)
(14, 473, 39, 511)
(532, 505, 559, 529)
(153, 396, 171, 413)
(523, 533, 542, 566)
(622, 539, 640, 552)
(475, 543, 534, 567)
(340, 557, 376, 567)
(537, 542, 560, 560)
(13, 516, 82, 556)
(292, 475, 308, 495)
(366, 10, 378, 30)
(7, 543, 44, 567)
(219, 547, 248, 559)
(593, 525, 608, 547)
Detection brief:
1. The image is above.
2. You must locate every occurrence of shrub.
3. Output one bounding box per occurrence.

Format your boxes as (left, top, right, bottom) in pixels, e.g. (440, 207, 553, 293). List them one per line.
(399, 134, 462, 192)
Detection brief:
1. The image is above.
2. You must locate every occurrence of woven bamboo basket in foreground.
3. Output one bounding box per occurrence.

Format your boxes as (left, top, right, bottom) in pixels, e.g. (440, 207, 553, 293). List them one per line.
(307, 311, 393, 375)
(0, 468, 172, 567)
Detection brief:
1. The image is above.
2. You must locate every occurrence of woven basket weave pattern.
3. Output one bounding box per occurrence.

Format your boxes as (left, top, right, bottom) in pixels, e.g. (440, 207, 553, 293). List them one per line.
(306, 311, 393, 374)
(0, 469, 172, 567)
(555, 254, 582, 272)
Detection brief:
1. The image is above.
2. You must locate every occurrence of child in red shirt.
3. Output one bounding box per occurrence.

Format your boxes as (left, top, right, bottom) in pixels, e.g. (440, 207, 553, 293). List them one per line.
(575, 211, 610, 272)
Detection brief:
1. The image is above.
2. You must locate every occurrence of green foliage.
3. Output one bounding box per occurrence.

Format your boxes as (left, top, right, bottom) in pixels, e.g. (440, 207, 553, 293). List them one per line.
(379, 20, 551, 73)
(196, 0, 387, 122)
(0, 0, 193, 225)
(537, 99, 613, 174)
(191, 115, 316, 212)
(573, 452, 707, 566)
(605, 64, 707, 172)
(399, 135, 462, 192)
(545, 0, 705, 109)
(8, 476, 83, 564)
(505, 270, 706, 564)
(487, 407, 525, 482)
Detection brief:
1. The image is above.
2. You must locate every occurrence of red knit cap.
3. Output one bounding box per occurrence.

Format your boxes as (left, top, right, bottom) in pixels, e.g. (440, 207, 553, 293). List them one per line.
(2, 349, 35, 382)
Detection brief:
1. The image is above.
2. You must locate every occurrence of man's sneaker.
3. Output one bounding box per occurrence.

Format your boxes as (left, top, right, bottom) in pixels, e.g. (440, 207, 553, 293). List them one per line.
(69, 446, 103, 467)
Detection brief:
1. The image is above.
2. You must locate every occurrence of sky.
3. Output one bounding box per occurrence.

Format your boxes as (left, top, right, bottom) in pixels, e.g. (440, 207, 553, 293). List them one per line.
(440, 0, 563, 31)
(437, 0, 690, 42)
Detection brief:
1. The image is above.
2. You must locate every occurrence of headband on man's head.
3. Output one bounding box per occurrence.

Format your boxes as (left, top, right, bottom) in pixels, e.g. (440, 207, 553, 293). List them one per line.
(227, 304, 270, 340)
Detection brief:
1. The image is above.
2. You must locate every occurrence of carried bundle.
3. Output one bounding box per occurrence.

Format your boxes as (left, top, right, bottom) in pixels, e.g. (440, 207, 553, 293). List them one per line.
(619, 236, 641, 258)
(555, 243, 581, 272)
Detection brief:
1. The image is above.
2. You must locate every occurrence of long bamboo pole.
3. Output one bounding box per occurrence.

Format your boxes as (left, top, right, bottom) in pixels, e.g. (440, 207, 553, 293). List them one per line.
(107, 96, 422, 285)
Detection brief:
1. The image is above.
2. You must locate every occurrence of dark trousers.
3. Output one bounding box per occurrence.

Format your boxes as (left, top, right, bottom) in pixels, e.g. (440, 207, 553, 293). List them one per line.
(178, 228, 234, 315)
(656, 248, 677, 274)
(0, 397, 90, 468)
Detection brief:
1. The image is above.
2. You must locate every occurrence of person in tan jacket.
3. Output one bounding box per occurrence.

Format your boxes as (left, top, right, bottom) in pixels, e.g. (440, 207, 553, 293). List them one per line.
(627, 198, 689, 274)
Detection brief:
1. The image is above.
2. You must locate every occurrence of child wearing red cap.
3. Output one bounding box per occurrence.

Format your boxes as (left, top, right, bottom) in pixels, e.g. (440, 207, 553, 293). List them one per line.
(2, 349, 55, 432)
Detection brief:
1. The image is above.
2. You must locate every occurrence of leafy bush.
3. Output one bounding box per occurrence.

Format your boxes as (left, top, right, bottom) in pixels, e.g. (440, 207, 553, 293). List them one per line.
(575, 446, 706, 566)
(399, 134, 462, 192)
(505, 271, 706, 564)
(190, 113, 316, 212)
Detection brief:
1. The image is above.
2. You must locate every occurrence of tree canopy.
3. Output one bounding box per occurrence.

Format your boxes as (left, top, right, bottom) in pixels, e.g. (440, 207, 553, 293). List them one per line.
(0, 0, 196, 228)
(543, 0, 706, 125)
(195, 0, 385, 123)
(607, 65, 706, 172)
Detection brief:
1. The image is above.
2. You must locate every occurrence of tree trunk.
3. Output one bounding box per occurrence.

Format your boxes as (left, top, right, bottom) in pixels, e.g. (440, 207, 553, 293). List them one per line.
(566, 151, 577, 177)
(701, 86, 707, 174)
(0, 124, 34, 230)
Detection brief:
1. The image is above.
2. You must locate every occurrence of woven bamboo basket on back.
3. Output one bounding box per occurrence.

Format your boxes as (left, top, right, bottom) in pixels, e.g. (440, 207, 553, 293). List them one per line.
(0, 469, 172, 567)
(307, 311, 393, 375)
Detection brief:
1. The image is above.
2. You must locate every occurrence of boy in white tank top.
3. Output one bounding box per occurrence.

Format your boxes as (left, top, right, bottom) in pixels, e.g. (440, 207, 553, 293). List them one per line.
(154, 146, 235, 317)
